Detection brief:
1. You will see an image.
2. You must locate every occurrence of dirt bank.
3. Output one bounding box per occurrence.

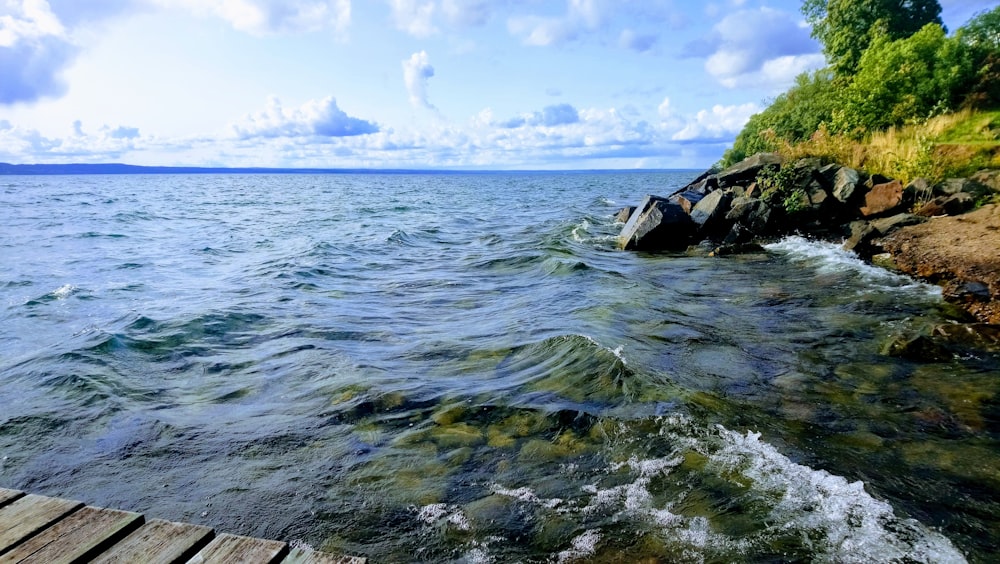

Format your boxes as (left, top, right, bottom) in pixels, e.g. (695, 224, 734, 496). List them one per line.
(882, 204, 1000, 323)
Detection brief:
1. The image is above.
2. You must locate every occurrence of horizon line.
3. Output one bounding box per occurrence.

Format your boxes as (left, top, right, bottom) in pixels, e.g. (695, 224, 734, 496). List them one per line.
(0, 162, 706, 175)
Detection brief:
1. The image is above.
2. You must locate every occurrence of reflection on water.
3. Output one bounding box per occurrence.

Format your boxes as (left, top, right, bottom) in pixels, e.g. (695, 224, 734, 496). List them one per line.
(0, 173, 996, 562)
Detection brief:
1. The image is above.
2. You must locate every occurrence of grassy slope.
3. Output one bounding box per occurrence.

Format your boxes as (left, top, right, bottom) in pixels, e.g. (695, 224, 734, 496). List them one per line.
(773, 109, 1000, 184)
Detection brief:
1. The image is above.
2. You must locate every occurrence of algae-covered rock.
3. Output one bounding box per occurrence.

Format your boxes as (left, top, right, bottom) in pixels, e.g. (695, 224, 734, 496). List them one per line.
(430, 422, 484, 448)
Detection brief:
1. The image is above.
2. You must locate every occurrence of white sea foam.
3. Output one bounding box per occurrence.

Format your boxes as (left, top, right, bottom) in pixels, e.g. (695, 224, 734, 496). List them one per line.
(555, 529, 601, 563)
(489, 415, 966, 563)
(414, 503, 471, 531)
(705, 427, 966, 563)
(571, 219, 591, 242)
(52, 284, 76, 298)
(765, 236, 941, 296)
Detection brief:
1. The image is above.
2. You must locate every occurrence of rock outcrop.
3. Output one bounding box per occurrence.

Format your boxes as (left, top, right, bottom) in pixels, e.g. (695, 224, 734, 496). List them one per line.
(616, 153, 1000, 325)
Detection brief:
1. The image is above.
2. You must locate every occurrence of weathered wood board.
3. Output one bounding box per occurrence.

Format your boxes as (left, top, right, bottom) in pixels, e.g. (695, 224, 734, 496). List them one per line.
(89, 518, 214, 564)
(0, 490, 23, 509)
(0, 487, 365, 563)
(187, 533, 287, 564)
(0, 506, 143, 564)
(284, 546, 368, 564)
(0, 494, 83, 556)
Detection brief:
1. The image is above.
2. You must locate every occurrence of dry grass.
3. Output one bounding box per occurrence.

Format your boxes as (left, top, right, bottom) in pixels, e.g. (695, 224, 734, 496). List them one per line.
(774, 110, 1000, 183)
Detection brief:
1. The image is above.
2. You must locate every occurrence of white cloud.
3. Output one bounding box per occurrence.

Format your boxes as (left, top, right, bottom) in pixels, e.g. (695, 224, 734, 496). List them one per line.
(156, 0, 352, 35)
(230, 96, 378, 139)
(697, 7, 822, 89)
(0, 0, 77, 104)
(508, 0, 606, 46)
(389, 0, 436, 37)
(402, 50, 436, 110)
(672, 102, 759, 142)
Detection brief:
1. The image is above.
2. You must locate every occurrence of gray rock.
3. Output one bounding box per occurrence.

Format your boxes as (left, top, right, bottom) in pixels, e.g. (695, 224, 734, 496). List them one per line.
(614, 206, 636, 223)
(843, 221, 880, 258)
(870, 213, 927, 235)
(832, 166, 862, 204)
(672, 191, 705, 214)
(936, 178, 991, 198)
(970, 170, 1000, 193)
(903, 178, 934, 205)
(618, 195, 696, 251)
(725, 197, 773, 235)
(817, 163, 841, 188)
(715, 153, 783, 188)
(690, 190, 734, 237)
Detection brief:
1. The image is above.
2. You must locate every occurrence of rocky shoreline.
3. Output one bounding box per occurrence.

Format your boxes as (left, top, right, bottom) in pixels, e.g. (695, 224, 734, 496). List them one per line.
(617, 153, 1000, 349)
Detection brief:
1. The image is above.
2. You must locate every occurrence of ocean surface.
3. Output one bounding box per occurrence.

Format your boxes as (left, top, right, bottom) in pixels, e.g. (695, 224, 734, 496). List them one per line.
(1, 172, 998, 562)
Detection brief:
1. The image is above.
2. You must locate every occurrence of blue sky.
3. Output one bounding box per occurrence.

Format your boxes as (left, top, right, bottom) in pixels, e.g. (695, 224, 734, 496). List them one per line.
(0, 0, 993, 169)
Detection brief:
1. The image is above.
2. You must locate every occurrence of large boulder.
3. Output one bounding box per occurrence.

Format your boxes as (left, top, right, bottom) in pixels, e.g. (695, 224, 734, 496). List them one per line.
(843, 213, 926, 259)
(672, 191, 705, 214)
(724, 197, 773, 243)
(690, 190, 734, 238)
(860, 179, 905, 217)
(715, 153, 783, 189)
(832, 166, 863, 205)
(618, 195, 696, 251)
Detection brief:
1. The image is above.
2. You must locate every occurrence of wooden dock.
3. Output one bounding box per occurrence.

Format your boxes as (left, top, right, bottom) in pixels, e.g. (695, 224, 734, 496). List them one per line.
(0, 488, 365, 564)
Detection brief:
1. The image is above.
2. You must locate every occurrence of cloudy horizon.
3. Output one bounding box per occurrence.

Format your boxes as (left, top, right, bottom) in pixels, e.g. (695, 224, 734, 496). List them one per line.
(0, 0, 992, 170)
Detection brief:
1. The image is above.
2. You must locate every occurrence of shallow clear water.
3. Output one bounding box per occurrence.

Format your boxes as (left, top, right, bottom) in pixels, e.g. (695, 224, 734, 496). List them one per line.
(0, 173, 997, 562)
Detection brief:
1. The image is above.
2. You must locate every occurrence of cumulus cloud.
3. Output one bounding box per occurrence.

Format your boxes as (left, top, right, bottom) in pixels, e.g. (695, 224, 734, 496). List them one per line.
(157, 0, 352, 35)
(691, 7, 822, 89)
(0, 118, 151, 162)
(671, 102, 759, 142)
(231, 96, 378, 139)
(0, 0, 78, 105)
(402, 50, 436, 110)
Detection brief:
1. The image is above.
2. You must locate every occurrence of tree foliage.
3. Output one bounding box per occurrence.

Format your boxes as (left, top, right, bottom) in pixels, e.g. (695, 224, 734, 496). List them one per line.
(802, 0, 943, 75)
(834, 23, 976, 131)
(723, 71, 837, 164)
(721, 2, 1000, 167)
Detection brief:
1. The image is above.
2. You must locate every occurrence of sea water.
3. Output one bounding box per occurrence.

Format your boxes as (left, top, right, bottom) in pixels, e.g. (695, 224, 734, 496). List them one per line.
(1, 173, 997, 562)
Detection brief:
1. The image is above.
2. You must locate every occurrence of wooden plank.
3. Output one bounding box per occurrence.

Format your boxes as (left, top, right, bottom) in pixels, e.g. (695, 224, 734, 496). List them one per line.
(188, 533, 287, 564)
(0, 494, 83, 556)
(90, 519, 213, 564)
(0, 505, 143, 564)
(0, 490, 23, 509)
(283, 546, 367, 564)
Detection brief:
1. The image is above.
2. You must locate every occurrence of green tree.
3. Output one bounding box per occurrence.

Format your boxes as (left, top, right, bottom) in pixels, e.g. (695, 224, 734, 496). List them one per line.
(834, 23, 975, 131)
(802, 0, 943, 75)
(722, 70, 838, 165)
(957, 6, 1000, 108)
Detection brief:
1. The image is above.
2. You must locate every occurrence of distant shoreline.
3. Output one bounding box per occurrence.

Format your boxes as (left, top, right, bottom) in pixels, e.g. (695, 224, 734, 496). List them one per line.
(0, 163, 700, 176)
